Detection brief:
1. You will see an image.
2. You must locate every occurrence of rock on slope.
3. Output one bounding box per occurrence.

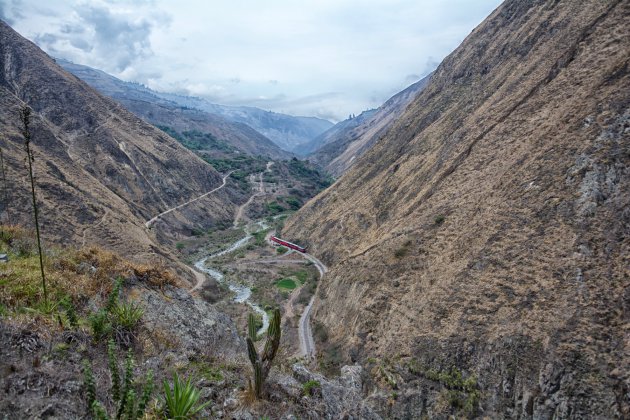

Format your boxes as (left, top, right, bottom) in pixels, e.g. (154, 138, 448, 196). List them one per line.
(57, 59, 292, 160)
(0, 20, 235, 263)
(285, 0, 629, 417)
(306, 75, 430, 176)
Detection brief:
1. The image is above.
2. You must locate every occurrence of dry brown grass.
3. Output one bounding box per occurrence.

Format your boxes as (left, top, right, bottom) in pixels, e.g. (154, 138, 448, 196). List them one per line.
(0, 225, 179, 316)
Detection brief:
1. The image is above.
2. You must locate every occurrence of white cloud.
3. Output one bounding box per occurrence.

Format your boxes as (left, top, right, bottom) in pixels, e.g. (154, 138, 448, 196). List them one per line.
(3, 0, 502, 121)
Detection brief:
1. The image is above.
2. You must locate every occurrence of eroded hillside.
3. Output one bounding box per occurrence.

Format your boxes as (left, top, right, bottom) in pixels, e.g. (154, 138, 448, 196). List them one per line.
(284, 0, 629, 417)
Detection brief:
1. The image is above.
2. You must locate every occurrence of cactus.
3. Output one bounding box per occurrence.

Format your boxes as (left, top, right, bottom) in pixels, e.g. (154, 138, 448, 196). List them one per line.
(83, 360, 96, 409)
(245, 308, 281, 398)
(108, 340, 121, 402)
(83, 343, 153, 419)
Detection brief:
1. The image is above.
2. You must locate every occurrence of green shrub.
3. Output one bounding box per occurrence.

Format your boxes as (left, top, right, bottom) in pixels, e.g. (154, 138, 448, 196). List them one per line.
(276, 246, 288, 254)
(89, 277, 143, 340)
(112, 301, 144, 330)
(176, 242, 185, 251)
(434, 215, 445, 225)
(394, 247, 408, 258)
(105, 277, 123, 312)
(302, 380, 321, 396)
(89, 310, 112, 340)
(60, 297, 78, 328)
(163, 373, 210, 419)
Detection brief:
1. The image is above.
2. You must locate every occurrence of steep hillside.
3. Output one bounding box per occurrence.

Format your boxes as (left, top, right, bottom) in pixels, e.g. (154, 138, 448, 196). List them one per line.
(307, 75, 430, 176)
(0, 20, 236, 266)
(58, 59, 291, 160)
(285, 0, 629, 417)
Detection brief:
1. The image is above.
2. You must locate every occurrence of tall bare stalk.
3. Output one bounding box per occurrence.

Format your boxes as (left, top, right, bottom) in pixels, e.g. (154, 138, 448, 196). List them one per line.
(20, 106, 48, 305)
(0, 145, 9, 224)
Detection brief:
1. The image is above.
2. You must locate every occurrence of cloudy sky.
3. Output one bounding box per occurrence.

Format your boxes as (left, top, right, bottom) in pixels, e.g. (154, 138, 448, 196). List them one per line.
(1, 0, 502, 122)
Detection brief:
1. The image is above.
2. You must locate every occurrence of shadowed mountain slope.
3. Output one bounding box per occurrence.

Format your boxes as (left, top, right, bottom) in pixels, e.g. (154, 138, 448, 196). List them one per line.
(0, 20, 236, 266)
(284, 0, 629, 417)
(306, 75, 430, 176)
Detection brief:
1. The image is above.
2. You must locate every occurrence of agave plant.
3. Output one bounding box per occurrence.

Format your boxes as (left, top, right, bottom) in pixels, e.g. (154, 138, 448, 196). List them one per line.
(163, 373, 210, 419)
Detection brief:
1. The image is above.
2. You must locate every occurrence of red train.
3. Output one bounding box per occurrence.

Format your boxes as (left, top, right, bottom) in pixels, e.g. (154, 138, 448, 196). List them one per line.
(270, 236, 307, 253)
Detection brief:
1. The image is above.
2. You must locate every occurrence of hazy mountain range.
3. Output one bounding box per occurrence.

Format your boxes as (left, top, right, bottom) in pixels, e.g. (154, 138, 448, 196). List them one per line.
(57, 59, 332, 155)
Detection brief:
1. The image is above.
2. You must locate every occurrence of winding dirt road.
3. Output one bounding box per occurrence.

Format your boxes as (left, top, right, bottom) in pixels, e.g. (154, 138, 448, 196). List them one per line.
(145, 171, 232, 229)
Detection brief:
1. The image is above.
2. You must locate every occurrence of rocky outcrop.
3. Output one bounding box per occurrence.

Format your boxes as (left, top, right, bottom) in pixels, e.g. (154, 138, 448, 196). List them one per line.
(284, 0, 630, 417)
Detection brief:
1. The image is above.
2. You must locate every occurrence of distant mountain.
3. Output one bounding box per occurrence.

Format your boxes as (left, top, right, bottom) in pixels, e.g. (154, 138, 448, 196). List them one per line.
(285, 0, 629, 417)
(306, 75, 430, 176)
(153, 92, 333, 155)
(0, 20, 237, 268)
(300, 109, 378, 156)
(58, 59, 291, 160)
(57, 60, 333, 154)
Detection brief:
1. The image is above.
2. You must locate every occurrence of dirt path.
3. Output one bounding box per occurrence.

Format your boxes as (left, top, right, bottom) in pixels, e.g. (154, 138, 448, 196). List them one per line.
(188, 266, 208, 293)
(145, 171, 232, 229)
(81, 209, 110, 247)
(233, 172, 263, 227)
(233, 162, 274, 227)
(296, 252, 327, 360)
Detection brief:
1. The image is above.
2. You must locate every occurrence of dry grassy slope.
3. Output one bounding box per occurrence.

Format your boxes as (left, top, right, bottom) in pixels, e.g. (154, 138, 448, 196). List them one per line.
(0, 20, 235, 265)
(309, 75, 430, 177)
(285, 0, 629, 416)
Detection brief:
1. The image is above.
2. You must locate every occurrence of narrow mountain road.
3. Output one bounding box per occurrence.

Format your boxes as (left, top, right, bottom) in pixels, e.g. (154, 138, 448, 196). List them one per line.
(145, 171, 232, 229)
(296, 251, 327, 359)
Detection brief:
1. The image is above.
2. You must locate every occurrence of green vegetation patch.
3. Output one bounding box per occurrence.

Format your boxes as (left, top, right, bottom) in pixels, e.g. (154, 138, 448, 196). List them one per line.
(275, 278, 297, 290)
(302, 379, 321, 396)
(294, 270, 308, 284)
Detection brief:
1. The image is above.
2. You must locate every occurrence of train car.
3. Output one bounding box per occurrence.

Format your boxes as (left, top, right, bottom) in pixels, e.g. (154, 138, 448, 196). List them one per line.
(270, 236, 307, 253)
